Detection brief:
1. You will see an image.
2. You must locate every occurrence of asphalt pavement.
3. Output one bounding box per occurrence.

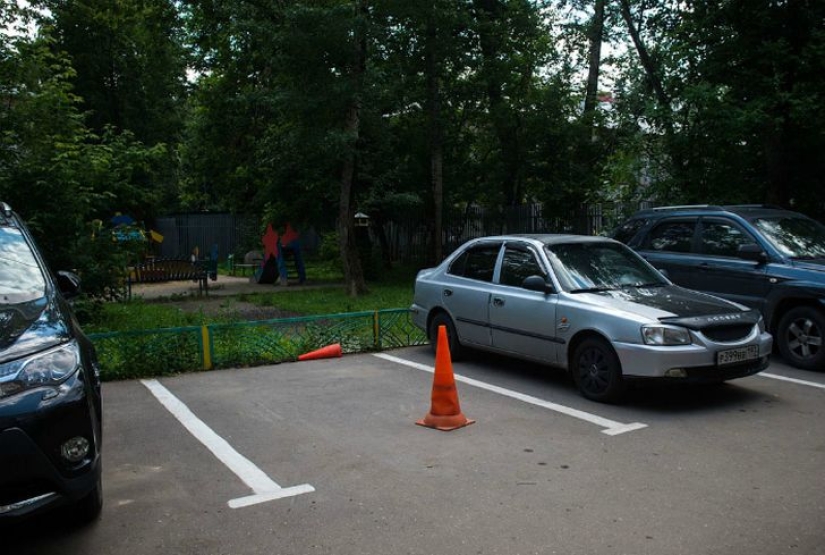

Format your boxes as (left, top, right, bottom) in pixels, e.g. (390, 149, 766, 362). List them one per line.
(5, 348, 825, 555)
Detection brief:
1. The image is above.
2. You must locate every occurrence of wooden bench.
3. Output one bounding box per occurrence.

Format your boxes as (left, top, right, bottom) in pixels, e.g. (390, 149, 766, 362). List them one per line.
(127, 258, 212, 298)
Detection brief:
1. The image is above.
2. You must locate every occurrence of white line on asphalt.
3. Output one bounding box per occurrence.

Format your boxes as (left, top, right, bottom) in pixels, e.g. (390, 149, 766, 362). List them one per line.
(760, 372, 825, 390)
(141, 379, 314, 508)
(373, 353, 647, 436)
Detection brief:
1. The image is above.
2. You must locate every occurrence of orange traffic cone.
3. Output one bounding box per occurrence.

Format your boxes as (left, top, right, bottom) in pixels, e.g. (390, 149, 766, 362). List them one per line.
(298, 343, 343, 361)
(416, 325, 475, 431)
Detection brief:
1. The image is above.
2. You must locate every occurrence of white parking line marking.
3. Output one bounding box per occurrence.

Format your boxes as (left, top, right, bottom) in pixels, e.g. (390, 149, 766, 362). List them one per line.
(141, 379, 314, 508)
(373, 353, 648, 436)
(760, 373, 825, 390)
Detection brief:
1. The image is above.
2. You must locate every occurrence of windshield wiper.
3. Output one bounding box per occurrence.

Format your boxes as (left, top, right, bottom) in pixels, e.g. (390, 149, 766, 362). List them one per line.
(622, 282, 666, 288)
(571, 286, 614, 293)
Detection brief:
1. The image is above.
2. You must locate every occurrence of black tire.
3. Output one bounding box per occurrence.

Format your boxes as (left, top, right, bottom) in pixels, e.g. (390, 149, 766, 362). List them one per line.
(73, 467, 103, 525)
(428, 312, 464, 361)
(777, 306, 825, 371)
(572, 338, 626, 403)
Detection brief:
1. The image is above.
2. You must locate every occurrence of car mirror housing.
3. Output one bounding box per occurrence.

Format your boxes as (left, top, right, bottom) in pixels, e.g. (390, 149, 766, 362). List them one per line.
(737, 243, 767, 263)
(57, 270, 82, 298)
(522, 275, 554, 294)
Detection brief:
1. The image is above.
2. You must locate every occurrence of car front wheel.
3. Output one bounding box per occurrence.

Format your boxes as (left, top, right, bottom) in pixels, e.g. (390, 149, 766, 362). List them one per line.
(572, 338, 626, 403)
(777, 306, 825, 370)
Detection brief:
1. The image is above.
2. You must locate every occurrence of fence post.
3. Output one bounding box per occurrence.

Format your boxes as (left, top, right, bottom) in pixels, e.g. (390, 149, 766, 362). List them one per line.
(373, 310, 380, 349)
(201, 326, 213, 370)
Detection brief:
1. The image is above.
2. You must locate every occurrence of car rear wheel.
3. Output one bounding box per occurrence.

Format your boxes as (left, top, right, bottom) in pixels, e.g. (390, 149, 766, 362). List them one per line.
(428, 312, 464, 361)
(572, 338, 626, 403)
(777, 306, 825, 370)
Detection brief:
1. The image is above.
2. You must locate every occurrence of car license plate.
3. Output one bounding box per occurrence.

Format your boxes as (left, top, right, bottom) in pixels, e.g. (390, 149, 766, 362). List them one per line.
(717, 344, 759, 366)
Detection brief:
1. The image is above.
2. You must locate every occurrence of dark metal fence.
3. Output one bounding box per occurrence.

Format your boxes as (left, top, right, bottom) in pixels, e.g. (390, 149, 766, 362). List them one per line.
(153, 202, 652, 265)
(154, 213, 259, 260)
(380, 201, 653, 264)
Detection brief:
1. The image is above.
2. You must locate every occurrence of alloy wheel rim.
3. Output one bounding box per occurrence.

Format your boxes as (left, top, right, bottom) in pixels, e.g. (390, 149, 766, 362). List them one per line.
(787, 317, 823, 360)
(579, 348, 609, 393)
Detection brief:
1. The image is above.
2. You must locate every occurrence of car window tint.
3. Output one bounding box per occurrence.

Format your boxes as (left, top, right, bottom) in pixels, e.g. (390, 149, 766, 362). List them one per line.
(500, 246, 543, 287)
(753, 216, 825, 259)
(700, 221, 752, 257)
(646, 221, 695, 252)
(612, 218, 647, 244)
(549, 242, 663, 290)
(448, 244, 499, 282)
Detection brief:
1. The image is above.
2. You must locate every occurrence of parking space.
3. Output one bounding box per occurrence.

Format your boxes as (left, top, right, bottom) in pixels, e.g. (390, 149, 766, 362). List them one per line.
(6, 349, 825, 555)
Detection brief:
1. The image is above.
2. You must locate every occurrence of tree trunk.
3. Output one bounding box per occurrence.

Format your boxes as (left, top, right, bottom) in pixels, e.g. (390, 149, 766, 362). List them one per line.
(617, 0, 689, 187)
(338, 0, 368, 297)
(426, 7, 444, 264)
(582, 0, 605, 121)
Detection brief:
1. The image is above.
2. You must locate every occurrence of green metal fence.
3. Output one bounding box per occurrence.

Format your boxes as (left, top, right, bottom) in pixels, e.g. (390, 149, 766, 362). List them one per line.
(88, 309, 428, 381)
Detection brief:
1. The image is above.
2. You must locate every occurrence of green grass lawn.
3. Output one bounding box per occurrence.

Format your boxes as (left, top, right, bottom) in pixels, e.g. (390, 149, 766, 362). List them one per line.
(82, 261, 421, 333)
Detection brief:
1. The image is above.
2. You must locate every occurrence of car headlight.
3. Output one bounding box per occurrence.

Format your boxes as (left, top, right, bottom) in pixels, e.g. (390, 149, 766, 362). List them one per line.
(641, 325, 691, 346)
(0, 341, 81, 398)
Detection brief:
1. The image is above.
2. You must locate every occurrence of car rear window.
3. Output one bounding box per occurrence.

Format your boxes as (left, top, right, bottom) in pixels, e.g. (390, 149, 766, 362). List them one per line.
(612, 218, 648, 244)
(645, 220, 696, 252)
(448, 244, 500, 282)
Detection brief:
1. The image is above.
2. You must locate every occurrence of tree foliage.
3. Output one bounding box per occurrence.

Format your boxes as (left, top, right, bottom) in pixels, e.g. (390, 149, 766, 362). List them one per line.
(3, 0, 825, 297)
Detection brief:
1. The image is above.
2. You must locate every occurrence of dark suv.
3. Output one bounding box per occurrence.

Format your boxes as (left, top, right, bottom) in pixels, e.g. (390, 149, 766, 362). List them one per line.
(612, 204, 825, 371)
(0, 202, 103, 523)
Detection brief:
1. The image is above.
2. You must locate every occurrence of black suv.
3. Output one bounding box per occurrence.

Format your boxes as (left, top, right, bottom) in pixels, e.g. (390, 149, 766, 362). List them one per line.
(0, 202, 103, 523)
(612, 204, 825, 371)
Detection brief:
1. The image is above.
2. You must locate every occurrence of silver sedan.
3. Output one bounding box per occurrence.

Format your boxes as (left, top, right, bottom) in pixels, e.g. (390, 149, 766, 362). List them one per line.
(411, 234, 773, 402)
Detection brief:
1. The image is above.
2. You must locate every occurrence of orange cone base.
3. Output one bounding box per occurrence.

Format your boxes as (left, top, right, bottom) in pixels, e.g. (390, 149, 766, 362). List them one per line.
(416, 412, 476, 432)
(298, 343, 343, 361)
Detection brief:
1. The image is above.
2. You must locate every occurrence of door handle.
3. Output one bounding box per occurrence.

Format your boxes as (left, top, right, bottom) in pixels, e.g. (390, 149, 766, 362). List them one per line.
(492, 297, 505, 307)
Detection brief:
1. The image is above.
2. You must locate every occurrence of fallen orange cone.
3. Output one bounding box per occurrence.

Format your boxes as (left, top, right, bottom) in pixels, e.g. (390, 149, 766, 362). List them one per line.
(298, 343, 343, 361)
(416, 325, 475, 431)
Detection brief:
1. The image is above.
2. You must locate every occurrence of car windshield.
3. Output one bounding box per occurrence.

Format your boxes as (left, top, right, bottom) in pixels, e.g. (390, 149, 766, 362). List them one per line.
(547, 241, 666, 292)
(753, 216, 825, 259)
(0, 226, 47, 304)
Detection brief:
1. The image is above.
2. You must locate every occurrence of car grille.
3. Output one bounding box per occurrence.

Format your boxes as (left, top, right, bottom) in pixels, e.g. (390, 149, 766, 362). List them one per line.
(701, 324, 754, 343)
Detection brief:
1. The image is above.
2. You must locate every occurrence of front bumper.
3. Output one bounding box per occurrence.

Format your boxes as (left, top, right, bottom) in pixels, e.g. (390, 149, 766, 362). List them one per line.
(613, 331, 773, 382)
(0, 372, 101, 519)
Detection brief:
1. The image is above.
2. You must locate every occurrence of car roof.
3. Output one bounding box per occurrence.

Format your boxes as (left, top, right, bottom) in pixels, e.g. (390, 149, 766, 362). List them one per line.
(630, 204, 805, 221)
(467, 234, 617, 246)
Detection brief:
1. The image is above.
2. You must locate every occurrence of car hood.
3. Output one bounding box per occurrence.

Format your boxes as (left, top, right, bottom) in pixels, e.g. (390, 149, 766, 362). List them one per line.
(790, 259, 825, 272)
(579, 285, 746, 321)
(0, 296, 71, 364)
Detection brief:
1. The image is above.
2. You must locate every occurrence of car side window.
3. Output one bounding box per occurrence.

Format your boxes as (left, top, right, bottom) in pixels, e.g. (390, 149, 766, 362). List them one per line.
(700, 220, 754, 257)
(645, 220, 696, 253)
(612, 218, 648, 244)
(447, 244, 500, 282)
(499, 245, 544, 287)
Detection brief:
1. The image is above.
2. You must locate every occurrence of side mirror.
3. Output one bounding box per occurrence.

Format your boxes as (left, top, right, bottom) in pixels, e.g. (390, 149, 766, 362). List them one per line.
(522, 275, 555, 294)
(737, 243, 767, 263)
(57, 270, 82, 298)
